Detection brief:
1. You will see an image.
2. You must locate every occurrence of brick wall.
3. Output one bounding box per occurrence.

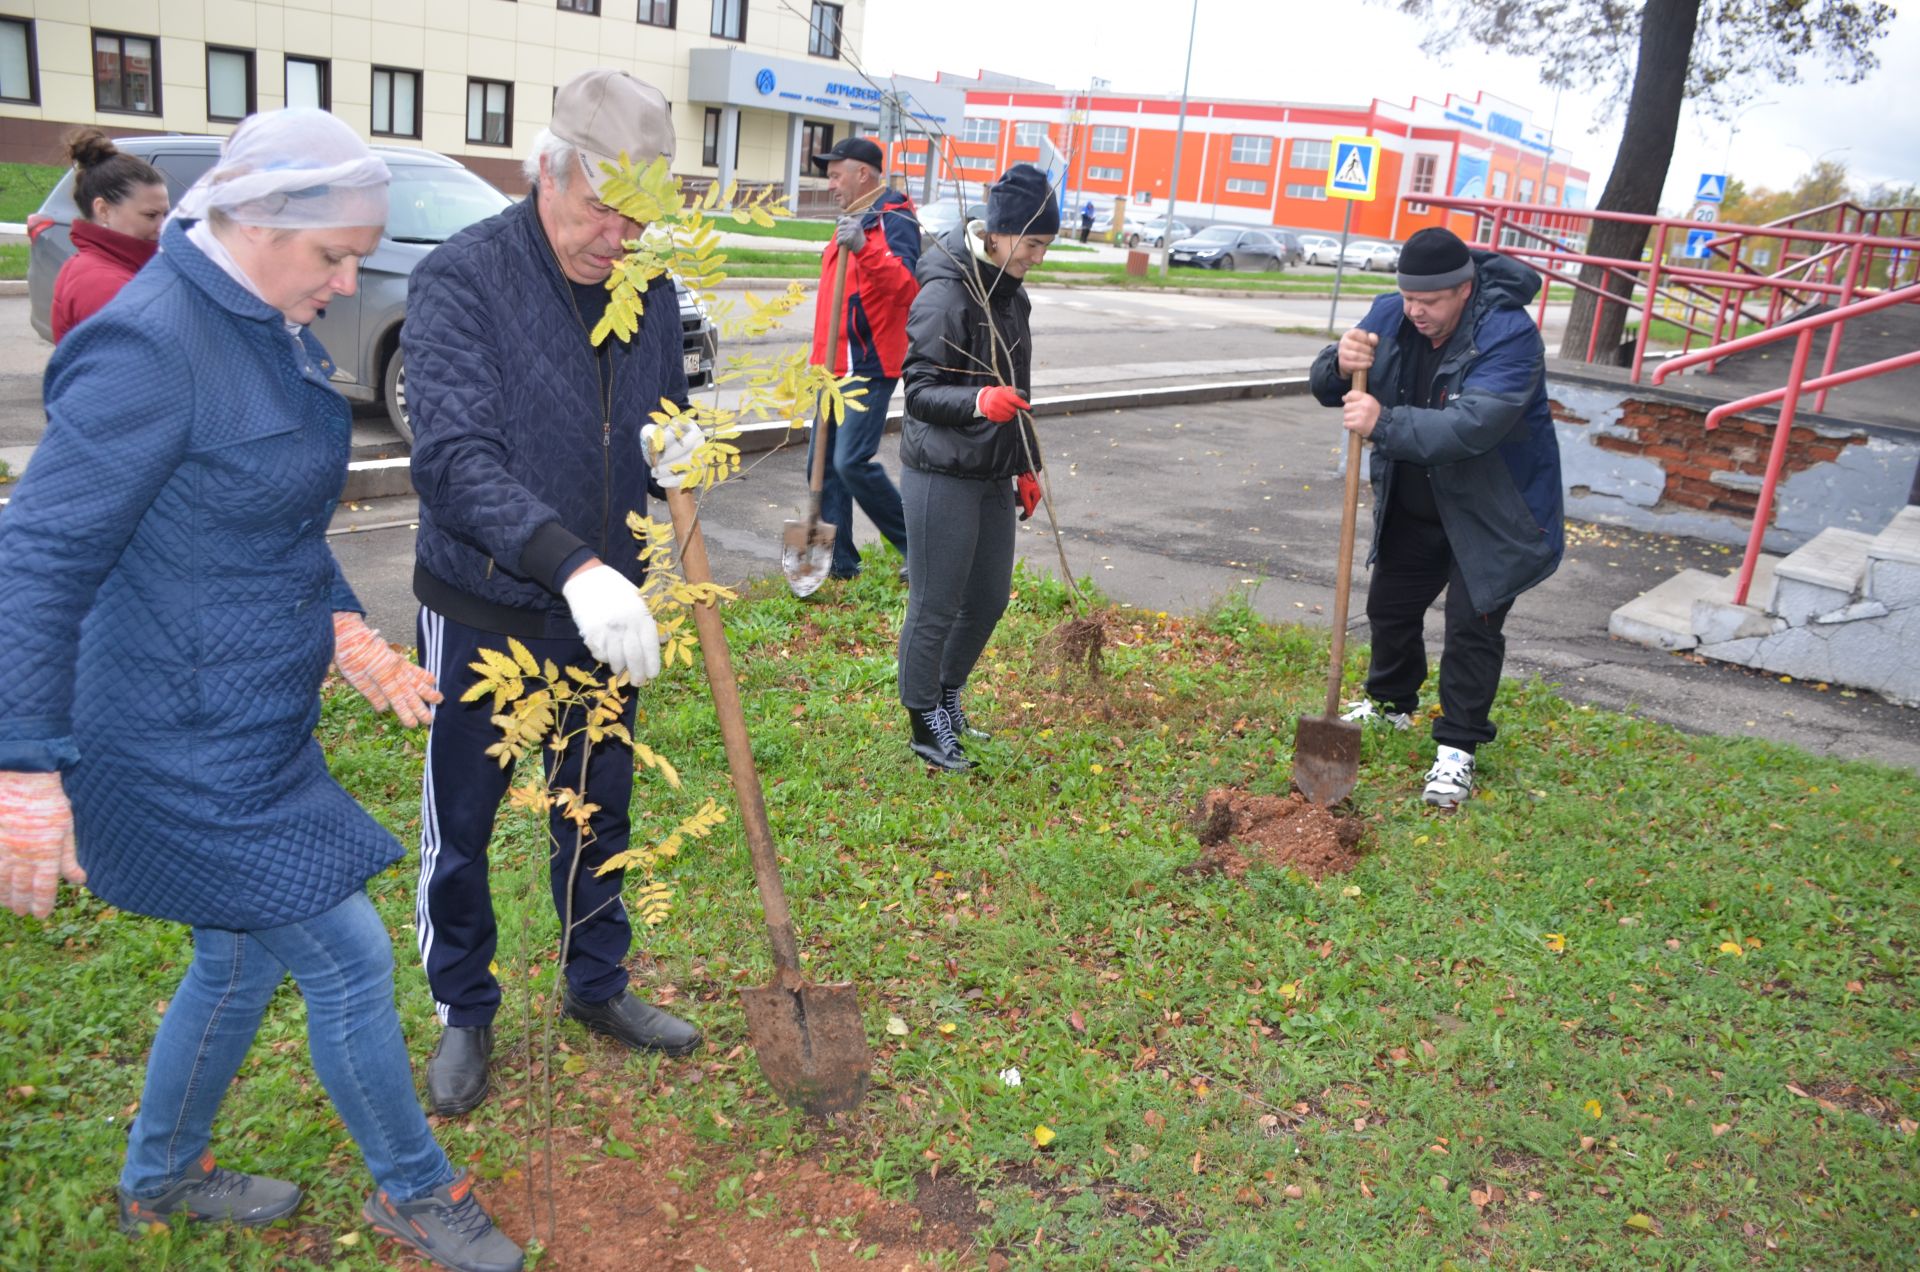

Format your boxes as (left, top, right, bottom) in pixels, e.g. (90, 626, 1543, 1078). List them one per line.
(1552, 397, 1866, 519)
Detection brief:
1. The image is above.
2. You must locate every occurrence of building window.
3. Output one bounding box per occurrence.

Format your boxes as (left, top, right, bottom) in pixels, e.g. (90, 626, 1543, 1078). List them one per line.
(466, 78, 512, 146)
(957, 156, 995, 172)
(702, 107, 740, 167)
(1490, 169, 1508, 199)
(801, 119, 834, 164)
(1285, 183, 1328, 201)
(93, 31, 160, 115)
(711, 0, 747, 40)
(0, 19, 37, 104)
(1225, 177, 1268, 195)
(638, 0, 675, 26)
(1545, 185, 1559, 205)
(1518, 177, 1535, 202)
(1411, 154, 1437, 195)
(206, 46, 255, 122)
(1289, 139, 1329, 170)
(808, 2, 841, 58)
(371, 66, 421, 138)
(960, 117, 1000, 144)
(558, 0, 600, 14)
(286, 55, 329, 110)
(1229, 135, 1271, 165)
(1013, 121, 1047, 149)
(1086, 166, 1123, 182)
(1089, 125, 1127, 153)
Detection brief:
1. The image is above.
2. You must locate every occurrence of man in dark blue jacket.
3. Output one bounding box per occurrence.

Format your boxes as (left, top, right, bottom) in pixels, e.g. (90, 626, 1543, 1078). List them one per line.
(1310, 227, 1564, 809)
(403, 69, 703, 1115)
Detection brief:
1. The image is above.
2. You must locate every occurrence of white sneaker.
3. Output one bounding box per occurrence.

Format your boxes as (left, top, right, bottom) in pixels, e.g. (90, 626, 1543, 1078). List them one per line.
(1422, 746, 1475, 808)
(1340, 699, 1413, 731)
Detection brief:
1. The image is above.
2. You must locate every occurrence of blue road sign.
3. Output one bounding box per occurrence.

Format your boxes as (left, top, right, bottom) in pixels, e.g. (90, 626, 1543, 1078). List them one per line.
(1326, 136, 1380, 201)
(1683, 229, 1716, 259)
(1695, 173, 1727, 204)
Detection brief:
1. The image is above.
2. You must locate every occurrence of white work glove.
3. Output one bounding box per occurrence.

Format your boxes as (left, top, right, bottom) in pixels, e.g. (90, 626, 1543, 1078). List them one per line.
(1, 771, 84, 919)
(835, 214, 866, 251)
(641, 421, 703, 490)
(562, 564, 662, 685)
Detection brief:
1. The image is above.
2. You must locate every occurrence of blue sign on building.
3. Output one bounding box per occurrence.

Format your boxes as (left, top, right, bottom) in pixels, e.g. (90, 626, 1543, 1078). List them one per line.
(754, 68, 776, 95)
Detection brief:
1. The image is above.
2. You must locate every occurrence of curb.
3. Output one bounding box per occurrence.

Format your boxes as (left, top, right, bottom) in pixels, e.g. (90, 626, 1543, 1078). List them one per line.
(337, 375, 1313, 503)
(0, 280, 28, 297)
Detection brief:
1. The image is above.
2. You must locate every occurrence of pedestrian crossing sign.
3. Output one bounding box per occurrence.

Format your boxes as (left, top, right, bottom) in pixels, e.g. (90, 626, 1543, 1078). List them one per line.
(1695, 173, 1727, 204)
(1326, 135, 1381, 201)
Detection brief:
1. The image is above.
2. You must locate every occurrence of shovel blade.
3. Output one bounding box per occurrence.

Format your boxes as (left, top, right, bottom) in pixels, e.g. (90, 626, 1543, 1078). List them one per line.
(739, 977, 871, 1118)
(781, 517, 838, 598)
(1291, 715, 1362, 806)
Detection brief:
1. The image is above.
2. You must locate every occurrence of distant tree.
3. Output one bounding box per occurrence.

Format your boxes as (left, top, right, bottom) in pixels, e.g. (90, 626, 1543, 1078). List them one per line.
(1390, 0, 1894, 361)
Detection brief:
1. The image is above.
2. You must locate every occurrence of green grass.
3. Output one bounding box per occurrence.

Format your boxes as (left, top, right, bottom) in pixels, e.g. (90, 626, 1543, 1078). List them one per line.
(0, 243, 29, 281)
(729, 216, 835, 241)
(4, 567, 1915, 1268)
(1630, 318, 1768, 350)
(0, 161, 62, 223)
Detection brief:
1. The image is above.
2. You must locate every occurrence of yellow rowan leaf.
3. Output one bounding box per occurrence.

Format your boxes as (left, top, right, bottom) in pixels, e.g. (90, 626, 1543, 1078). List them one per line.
(1545, 932, 1567, 952)
(1584, 1099, 1604, 1120)
(1718, 941, 1745, 957)
(937, 1022, 957, 1036)
(1032, 1124, 1056, 1147)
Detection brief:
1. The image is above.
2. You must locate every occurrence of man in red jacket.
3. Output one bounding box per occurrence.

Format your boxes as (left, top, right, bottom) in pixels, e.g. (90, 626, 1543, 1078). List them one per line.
(809, 137, 920, 582)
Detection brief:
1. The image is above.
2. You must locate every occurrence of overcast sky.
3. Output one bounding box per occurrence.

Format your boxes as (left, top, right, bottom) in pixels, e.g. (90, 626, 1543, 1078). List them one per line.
(862, 0, 1920, 212)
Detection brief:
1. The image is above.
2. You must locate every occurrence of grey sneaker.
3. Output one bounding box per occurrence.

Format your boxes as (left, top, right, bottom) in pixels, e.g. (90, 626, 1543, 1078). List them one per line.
(362, 1171, 523, 1272)
(118, 1151, 302, 1234)
(1422, 746, 1475, 808)
(1341, 699, 1414, 731)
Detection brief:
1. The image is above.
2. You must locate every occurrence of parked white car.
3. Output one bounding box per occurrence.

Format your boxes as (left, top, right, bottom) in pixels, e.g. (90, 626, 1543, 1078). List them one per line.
(1340, 240, 1401, 271)
(1299, 234, 1342, 266)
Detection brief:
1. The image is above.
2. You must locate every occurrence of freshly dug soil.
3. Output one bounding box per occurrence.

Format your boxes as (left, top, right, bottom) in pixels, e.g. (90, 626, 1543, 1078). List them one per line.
(1185, 788, 1366, 879)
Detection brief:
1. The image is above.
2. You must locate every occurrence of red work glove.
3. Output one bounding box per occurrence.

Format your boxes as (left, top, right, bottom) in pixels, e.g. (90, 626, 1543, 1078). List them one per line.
(333, 612, 442, 727)
(976, 385, 1030, 424)
(1016, 472, 1041, 521)
(1, 771, 83, 918)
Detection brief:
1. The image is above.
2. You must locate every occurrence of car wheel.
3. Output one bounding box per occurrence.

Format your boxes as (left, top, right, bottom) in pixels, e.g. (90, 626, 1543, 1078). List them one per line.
(1125, 233, 1139, 249)
(1219, 254, 1236, 272)
(383, 344, 412, 446)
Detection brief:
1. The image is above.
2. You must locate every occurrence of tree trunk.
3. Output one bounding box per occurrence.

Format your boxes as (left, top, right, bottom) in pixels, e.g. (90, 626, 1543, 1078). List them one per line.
(1559, 0, 1704, 364)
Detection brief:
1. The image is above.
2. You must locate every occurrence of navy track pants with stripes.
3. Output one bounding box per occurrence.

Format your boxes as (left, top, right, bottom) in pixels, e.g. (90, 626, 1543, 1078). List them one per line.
(414, 606, 638, 1028)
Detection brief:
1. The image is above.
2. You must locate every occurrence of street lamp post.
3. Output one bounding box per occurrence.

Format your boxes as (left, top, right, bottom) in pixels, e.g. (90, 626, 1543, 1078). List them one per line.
(1158, 0, 1200, 279)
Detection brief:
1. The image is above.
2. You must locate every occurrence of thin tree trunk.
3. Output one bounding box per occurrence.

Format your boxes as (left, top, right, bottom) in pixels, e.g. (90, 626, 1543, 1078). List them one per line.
(1559, 0, 1703, 363)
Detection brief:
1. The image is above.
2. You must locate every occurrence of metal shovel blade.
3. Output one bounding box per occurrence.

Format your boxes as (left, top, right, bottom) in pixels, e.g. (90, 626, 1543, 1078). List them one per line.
(781, 517, 837, 598)
(1291, 714, 1362, 806)
(739, 975, 871, 1118)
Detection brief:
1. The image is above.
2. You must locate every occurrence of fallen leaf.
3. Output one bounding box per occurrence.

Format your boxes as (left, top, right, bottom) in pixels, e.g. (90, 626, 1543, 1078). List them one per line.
(1143, 1109, 1167, 1132)
(1545, 933, 1567, 953)
(1470, 1188, 1491, 1208)
(1717, 941, 1745, 957)
(885, 1015, 909, 1036)
(1032, 1124, 1056, 1147)
(1068, 1010, 1086, 1033)
(1584, 1099, 1604, 1120)
(335, 1231, 361, 1247)
(1625, 1212, 1659, 1234)
(1711, 1122, 1731, 1137)
(937, 1021, 958, 1036)
(1283, 1183, 1305, 1199)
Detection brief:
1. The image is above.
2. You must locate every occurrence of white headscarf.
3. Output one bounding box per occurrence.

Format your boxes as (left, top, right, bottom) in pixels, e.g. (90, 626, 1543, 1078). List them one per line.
(174, 109, 389, 229)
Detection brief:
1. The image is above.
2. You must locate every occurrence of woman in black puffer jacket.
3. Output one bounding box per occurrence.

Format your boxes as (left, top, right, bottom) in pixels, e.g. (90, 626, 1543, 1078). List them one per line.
(896, 164, 1058, 771)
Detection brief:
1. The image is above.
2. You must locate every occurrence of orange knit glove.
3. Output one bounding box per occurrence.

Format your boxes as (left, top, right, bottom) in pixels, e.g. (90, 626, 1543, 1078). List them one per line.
(333, 612, 442, 727)
(1, 771, 83, 919)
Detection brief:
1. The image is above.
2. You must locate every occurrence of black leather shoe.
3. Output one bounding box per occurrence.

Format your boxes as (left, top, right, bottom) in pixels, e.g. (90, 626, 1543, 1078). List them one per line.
(425, 1025, 492, 1118)
(562, 989, 702, 1057)
(908, 706, 970, 772)
(941, 685, 991, 742)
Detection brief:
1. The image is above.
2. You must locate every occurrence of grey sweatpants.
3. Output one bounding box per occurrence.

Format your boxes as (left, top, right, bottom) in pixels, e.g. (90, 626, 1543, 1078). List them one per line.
(897, 467, 1016, 710)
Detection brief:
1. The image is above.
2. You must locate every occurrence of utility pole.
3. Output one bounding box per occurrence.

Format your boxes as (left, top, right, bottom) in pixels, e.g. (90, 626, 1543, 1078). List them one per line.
(1159, 0, 1200, 279)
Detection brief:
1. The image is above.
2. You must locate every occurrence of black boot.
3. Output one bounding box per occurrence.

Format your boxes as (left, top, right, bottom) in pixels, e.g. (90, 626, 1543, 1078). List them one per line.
(425, 1024, 493, 1117)
(941, 685, 991, 742)
(908, 706, 970, 772)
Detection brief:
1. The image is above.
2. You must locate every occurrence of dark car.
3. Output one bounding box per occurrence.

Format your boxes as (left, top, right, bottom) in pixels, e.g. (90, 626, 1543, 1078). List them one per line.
(1166, 225, 1291, 271)
(27, 135, 717, 444)
(1268, 229, 1306, 268)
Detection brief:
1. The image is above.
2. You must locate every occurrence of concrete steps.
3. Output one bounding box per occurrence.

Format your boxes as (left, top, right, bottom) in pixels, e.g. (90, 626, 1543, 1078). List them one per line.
(1609, 505, 1920, 705)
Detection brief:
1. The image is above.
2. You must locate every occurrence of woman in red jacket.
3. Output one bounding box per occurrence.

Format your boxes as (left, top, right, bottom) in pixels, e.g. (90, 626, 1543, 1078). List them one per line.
(50, 129, 168, 343)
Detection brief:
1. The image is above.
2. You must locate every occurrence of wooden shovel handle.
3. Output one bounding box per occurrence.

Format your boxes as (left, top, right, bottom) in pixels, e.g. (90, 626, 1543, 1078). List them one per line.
(664, 486, 803, 975)
(807, 243, 854, 509)
(1324, 368, 1366, 719)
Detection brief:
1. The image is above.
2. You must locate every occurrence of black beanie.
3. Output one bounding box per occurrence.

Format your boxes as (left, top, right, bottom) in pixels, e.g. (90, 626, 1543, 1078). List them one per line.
(1396, 226, 1475, 290)
(985, 164, 1061, 237)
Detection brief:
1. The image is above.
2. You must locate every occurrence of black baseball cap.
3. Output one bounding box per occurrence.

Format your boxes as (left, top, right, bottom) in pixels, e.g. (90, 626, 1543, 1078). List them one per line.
(811, 136, 885, 173)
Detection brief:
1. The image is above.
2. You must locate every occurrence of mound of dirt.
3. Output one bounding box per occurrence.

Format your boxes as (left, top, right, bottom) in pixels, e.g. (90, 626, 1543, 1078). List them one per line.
(1184, 788, 1365, 879)
(464, 1119, 975, 1272)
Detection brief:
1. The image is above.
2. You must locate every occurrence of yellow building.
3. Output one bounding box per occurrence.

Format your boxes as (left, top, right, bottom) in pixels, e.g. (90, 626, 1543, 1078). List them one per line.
(0, 0, 882, 204)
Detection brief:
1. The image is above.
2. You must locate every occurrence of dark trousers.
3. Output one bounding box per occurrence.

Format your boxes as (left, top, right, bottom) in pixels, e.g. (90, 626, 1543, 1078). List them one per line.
(1362, 514, 1512, 751)
(811, 375, 907, 579)
(898, 467, 1016, 710)
(414, 606, 637, 1028)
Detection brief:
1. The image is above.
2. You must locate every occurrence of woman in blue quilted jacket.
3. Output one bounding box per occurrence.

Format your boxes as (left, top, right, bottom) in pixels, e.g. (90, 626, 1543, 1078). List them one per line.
(0, 112, 521, 1272)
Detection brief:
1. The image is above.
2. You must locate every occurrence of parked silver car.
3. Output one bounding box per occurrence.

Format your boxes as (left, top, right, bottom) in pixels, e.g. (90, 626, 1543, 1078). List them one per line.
(1340, 240, 1402, 272)
(1299, 234, 1342, 266)
(27, 135, 717, 443)
(1120, 217, 1191, 250)
(1166, 225, 1292, 271)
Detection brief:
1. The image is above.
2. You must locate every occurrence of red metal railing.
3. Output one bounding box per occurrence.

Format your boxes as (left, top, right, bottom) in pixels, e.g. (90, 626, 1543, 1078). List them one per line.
(1650, 287, 1920, 605)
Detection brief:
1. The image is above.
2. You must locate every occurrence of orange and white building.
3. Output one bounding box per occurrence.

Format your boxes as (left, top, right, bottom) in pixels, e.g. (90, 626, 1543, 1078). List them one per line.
(888, 77, 1591, 248)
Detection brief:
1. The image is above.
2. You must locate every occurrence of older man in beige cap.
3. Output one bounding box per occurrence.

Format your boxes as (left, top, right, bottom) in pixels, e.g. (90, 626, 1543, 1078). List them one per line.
(401, 68, 705, 1117)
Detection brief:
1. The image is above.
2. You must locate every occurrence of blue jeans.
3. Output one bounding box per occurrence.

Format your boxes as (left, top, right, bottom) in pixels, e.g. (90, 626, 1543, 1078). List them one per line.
(120, 891, 453, 1203)
(811, 376, 907, 578)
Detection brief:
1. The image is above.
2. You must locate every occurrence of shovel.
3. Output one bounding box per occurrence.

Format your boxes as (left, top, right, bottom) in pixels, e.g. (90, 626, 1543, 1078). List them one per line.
(781, 241, 853, 597)
(1291, 368, 1368, 806)
(665, 484, 872, 1117)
